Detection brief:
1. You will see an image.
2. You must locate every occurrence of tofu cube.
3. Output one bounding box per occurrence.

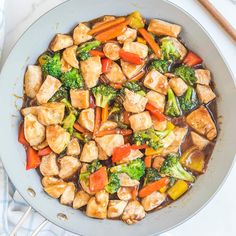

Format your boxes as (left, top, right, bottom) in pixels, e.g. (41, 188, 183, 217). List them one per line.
(129, 111, 153, 132)
(70, 89, 89, 109)
(169, 77, 188, 96)
(146, 91, 165, 112)
(195, 69, 211, 85)
(196, 84, 216, 104)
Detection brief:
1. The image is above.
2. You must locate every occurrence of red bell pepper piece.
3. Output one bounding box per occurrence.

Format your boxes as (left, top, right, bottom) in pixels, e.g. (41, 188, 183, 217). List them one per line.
(26, 146, 41, 170)
(112, 143, 131, 163)
(89, 50, 105, 57)
(145, 103, 166, 121)
(38, 146, 52, 156)
(89, 166, 108, 192)
(101, 58, 112, 73)
(119, 49, 143, 65)
(183, 51, 203, 67)
(18, 122, 29, 146)
(131, 144, 148, 150)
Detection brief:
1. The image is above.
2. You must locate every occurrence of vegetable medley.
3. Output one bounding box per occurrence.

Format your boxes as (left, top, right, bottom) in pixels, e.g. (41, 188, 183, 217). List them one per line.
(19, 12, 218, 224)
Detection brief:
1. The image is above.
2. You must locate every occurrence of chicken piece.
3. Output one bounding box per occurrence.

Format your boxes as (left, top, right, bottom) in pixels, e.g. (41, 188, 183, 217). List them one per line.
(99, 121, 117, 131)
(146, 91, 165, 112)
(191, 131, 209, 150)
(186, 106, 217, 140)
(24, 114, 45, 146)
(117, 187, 136, 201)
(70, 89, 89, 109)
(105, 62, 126, 84)
(24, 65, 42, 98)
(46, 125, 70, 154)
(123, 89, 148, 113)
(44, 182, 68, 199)
(60, 58, 72, 73)
(34, 140, 48, 150)
(79, 164, 95, 195)
(37, 102, 65, 126)
(42, 176, 62, 187)
(97, 143, 109, 161)
(50, 34, 73, 52)
(60, 182, 76, 205)
(152, 118, 167, 131)
(148, 19, 181, 37)
(161, 37, 187, 60)
(73, 190, 91, 209)
(36, 75, 62, 104)
(152, 156, 165, 171)
(118, 173, 140, 187)
(39, 153, 59, 176)
(117, 27, 137, 44)
(108, 200, 128, 219)
(123, 41, 148, 59)
(103, 43, 121, 61)
(73, 23, 92, 45)
(129, 111, 153, 132)
(86, 190, 109, 219)
(95, 134, 124, 156)
(59, 156, 81, 179)
(80, 56, 102, 88)
(141, 191, 166, 211)
(118, 149, 143, 164)
(122, 200, 146, 224)
(21, 106, 39, 116)
(80, 141, 98, 163)
(62, 45, 79, 69)
(66, 138, 81, 156)
(169, 77, 188, 96)
(195, 69, 211, 85)
(196, 84, 216, 104)
(144, 69, 168, 95)
(78, 108, 95, 132)
(120, 60, 145, 79)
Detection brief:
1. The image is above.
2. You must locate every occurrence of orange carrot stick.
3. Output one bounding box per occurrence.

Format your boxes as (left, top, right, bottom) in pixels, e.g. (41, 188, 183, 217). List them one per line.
(89, 50, 105, 57)
(101, 104, 109, 122)
(138, 28, 161, 58)
(96, 129, 132, 137)
(144, 155, 153, 168)
(93, 107, 102, 138)
(110, 83, 123, 89)
(129, 70, 145, 82)
(89, 17, 126, 35)
(73, 123, 87, 133)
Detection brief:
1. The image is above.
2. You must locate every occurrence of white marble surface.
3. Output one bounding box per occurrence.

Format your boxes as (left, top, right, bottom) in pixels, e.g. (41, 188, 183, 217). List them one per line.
(1, 0, 236, 235)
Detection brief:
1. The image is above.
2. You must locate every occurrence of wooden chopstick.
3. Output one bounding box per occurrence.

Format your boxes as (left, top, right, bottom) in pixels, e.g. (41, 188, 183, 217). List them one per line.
(198, 0, 236, 41)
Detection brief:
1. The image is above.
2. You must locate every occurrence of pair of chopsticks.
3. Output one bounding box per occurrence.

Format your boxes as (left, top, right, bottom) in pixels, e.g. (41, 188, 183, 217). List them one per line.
(198, 0, 236, 41)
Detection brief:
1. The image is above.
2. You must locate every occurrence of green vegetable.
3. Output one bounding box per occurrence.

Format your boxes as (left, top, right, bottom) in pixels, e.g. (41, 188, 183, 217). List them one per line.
(105, 173, 120, 194)
(123, 82, 146, 96)
(144, 168, 161, 185)
(62, 113, 76, 134)
(61, 98, 78, 116)
(165, 88, 182, 117)
(79, 160, 102, 181)
(77, 40, 101, 61)
(132, 128, 171, 150)
(108, 102, 122, 117)
(73, 131, 91, 143)
(49, 86, 68, 102)
(160, 153, 195, 182)
(61, 68, 84, 89)
(42, 53, 62, 78)
(110, 158, 145, 180)
(149, 59, 169, 74)
(92, 84, 117, 108)
(179, 87, 198, 112)
(175, 65, 197, 86)
(161, 39, 180, 61)
(128, 11, 145, 29)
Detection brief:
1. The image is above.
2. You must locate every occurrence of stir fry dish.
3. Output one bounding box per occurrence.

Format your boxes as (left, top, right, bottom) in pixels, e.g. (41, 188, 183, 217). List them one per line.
(18, 12, 218, 224)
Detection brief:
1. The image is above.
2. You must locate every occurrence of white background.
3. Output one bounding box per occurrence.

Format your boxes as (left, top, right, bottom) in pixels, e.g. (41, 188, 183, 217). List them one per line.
(1, 0, 236, 235)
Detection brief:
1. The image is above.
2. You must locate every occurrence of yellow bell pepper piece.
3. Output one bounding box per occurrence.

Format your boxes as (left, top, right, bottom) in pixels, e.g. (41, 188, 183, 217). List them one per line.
(159, 185, 168, 193)
(137, 37, 146, 44)
(128, 11, 145, 29)
(167, 121, 175, 130)
(38, 54, 47, 66)
(145, 147, 163, 156)
(167, 180, 188, 200)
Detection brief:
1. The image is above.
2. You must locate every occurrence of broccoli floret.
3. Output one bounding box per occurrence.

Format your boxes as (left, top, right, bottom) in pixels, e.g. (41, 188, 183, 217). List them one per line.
(160, 153, 195, 182)
(73, 131, 91, 143)
(149, 59, 169, 74)
(132, 128, 171, 150)
(108, 102, 122, 117)
(92, 84, 117, 108)
(49, 86, 68, 102)
(165, 88, 182, 117)
(61, 68, 84, 89)
(144, 168, 161, 185)
(161, 39, 180, 61)
(123, 81, 146, 96)
(110, 158, 145, 180)
(79, 160, 102, 181)
(105, 173, 120, 194)
(77, 40, 101, 61)
(179, 87, 198, 112)
(175, 65, 197, 86)
(62, 113, 76, 134)
(42, 53, 62, 78)
(61, 98, 78, 116)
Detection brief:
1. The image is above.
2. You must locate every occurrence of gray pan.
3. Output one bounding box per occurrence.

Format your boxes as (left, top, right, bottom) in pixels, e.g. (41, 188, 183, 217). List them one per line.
(0, 0, 236, 235)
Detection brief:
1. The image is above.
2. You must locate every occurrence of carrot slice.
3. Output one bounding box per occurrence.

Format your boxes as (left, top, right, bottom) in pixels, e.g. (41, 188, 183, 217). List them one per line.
(89, 17, 126, 35)
(18, 122, 29, 146)
(131, 144, 147, 150)
(93, 107, 102, 138)
(89, 50, 105, 57)
(73, 123, 88, 133)
(89, 166, 108, 192)
(110, 83, 123, 89)
(129, 70, 145, 82)
(96, 129, 132, 137)
(101, 104, 109, 122)
(26, 146, 41, 170)
(119, 49, 143, 65)
(95, 20, 130, 42)
(138, 28, 161, 58)
(38, 147, 52, 156)
(183, 51, 203, 67)
(144, 155, 153, 168)
(139, 177, 170, 198)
